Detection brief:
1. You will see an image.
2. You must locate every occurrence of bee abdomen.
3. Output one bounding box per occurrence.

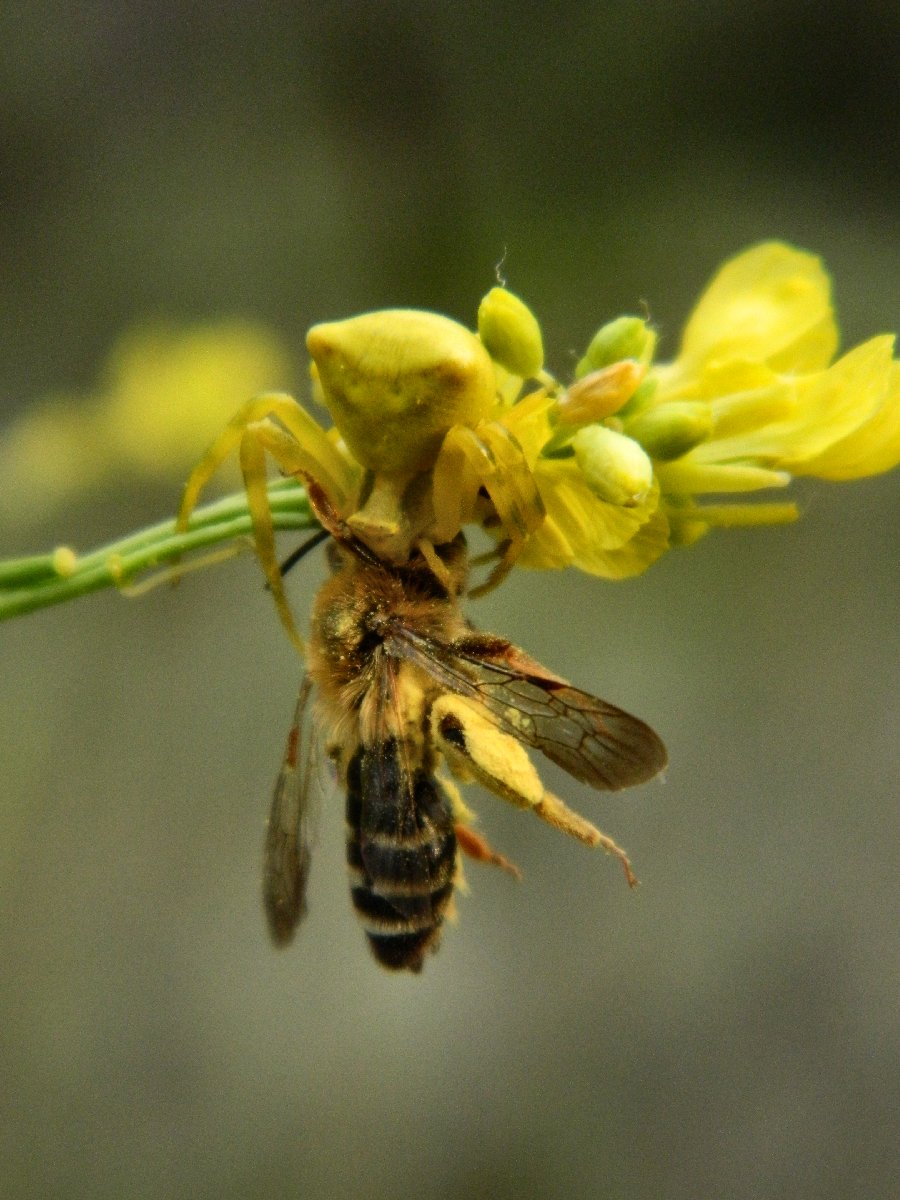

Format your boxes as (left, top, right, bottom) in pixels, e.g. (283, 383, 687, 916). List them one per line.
(346, 742, 457, 973)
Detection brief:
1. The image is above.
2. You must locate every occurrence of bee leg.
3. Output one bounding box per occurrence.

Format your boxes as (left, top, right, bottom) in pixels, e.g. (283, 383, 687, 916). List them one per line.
(416, 538, 453, 593)
(435, 772, 521, 887)
(455, 823, 523, 881)
(432, 694, 638, 887)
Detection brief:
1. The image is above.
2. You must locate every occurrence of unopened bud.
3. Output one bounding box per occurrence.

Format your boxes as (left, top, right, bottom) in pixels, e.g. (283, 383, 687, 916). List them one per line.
(52, 546, 78, 577)
(625, 401, 712, 461)
(477, 287, 544, 378)
(575, 316, 656, 378)
(556, 361, 646, 425)
(572, 425, 654, 506)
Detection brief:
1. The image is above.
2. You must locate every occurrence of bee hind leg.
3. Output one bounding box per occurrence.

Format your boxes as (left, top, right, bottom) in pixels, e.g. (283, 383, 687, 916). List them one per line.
(432, 694, 638, 888)
(455, 823, 523, 881)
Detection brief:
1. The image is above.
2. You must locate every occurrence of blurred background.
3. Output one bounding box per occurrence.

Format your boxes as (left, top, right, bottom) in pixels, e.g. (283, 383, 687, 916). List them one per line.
(1, 3, 897, 1198)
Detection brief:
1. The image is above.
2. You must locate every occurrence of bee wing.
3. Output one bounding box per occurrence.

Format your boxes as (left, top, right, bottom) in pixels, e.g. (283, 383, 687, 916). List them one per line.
(386, 627, 667, 792)
(263, 676, 320, 946)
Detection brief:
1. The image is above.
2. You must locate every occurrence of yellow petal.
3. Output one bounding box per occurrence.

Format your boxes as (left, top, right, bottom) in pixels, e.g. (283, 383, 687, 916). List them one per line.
(495, 390, 554, 464)
(706, 377, 793, 439)
(677, 242, 838, 374)
(672, 336, 893, 471)
(655, 461, 790, 493)
(794, 360, 900, 479)
(519, 460, 663, 576)
(776, 336, 897, 472)
(585, 505, 669, 578)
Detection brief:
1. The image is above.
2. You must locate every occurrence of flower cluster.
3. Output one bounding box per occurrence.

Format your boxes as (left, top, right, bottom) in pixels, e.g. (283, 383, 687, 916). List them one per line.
(3, 242, 895, 602)
(477, 241, 898, 576)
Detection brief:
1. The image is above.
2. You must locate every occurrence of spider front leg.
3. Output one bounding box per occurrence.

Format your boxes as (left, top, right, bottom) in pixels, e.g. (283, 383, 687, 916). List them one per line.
(177, 392, 357, 652)
(430, 420, 545, 596)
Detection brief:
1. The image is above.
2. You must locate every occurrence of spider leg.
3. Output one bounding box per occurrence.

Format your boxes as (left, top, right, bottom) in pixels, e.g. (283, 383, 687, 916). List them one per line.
(177, 392, 355, 532)
(175, 393, 358, 652)
(430, 421, 545, 596)
(235, 423, 304, 651)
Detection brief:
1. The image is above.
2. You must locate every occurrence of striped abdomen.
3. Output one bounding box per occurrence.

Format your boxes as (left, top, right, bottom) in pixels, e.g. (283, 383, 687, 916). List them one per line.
(345, 739, 457, 972)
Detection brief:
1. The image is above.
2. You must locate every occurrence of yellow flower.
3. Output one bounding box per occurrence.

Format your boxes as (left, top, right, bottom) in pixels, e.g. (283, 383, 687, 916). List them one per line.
(635, 242, 899, 542)
(101, 322, 293, 471)
(1, 321, 292, 526)
(495, 242, 898, 573)
(491, 345, 669, 579)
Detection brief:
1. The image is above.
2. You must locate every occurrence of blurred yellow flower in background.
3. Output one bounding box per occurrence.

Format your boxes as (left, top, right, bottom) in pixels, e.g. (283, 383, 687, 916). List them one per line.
(0, 322, 292, 527)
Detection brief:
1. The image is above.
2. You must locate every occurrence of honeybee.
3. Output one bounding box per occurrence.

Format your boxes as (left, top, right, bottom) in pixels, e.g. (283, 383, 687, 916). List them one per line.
(263, 488, 667, 973)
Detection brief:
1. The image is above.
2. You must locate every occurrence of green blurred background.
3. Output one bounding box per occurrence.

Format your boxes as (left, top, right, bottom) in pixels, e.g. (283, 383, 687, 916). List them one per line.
(1, 4, 897, 1198)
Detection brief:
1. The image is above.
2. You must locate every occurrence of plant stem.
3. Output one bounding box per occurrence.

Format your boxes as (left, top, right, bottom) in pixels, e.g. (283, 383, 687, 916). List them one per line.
(0, 478, 316, 621)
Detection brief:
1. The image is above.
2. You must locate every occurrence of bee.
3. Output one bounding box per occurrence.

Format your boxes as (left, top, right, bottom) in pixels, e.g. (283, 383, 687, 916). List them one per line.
(263, 487, 667, 973)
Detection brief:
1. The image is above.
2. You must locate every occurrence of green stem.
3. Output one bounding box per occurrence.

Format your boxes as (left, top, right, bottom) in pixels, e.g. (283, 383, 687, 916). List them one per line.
(0, 478, 316, 621)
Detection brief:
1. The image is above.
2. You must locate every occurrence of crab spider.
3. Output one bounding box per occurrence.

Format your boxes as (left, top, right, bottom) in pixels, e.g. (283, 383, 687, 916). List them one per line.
(176, 308, 548, 648)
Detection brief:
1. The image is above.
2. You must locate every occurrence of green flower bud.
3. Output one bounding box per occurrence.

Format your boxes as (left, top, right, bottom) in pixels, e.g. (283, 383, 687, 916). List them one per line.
(625, 401, 712, 461)
(572, 425, 654, 506)
(307, 310, 495, 475)
(616, 375, 658, 418)
(575, 316, 656, 378)
(477, 287, 544, 378)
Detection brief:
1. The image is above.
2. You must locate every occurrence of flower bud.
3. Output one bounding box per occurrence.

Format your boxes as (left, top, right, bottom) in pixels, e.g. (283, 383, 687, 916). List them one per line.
(625, 401, 712, 461)
(307, 310, 496, 474)
(52, 546, 78, 577)
(477, 287, 544, 378)
(572, 425, 654, 506)
(575, 316, 656, 378)
(555, 361, 646, 425)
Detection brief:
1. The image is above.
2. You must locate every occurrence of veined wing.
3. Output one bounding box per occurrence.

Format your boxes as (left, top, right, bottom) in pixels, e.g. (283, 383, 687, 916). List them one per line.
(263, 676, 319, 946)
(385, 626, 667, 791)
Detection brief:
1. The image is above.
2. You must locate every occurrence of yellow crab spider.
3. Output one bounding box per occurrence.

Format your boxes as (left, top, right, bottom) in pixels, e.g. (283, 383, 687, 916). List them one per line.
(177, 305, 548, 648)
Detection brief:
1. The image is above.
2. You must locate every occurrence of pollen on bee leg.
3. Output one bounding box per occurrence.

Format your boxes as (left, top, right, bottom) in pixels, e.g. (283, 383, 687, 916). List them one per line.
(536, 792, 638, 887)
(433, 694, 638, 887)
(432, 694, 546, 809)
